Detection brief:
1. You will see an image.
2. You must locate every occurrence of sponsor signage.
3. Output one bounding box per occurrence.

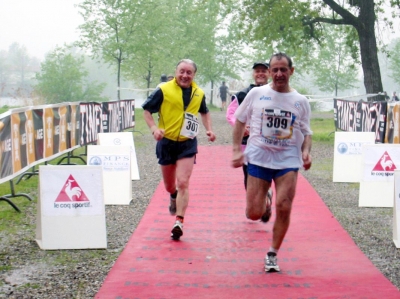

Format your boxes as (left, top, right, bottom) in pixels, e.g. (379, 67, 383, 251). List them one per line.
(36, 165, 107, 250)
(333, 132, 375, 183)
(87, 145, 132, 205)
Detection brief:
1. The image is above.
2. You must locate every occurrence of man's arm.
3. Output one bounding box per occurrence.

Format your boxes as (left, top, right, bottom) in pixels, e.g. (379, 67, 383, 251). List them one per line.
(231, 119, 246, 168)
(143, 110, 164, 141)
(200, 112, 216, 142)
(301, 135, 312, 170)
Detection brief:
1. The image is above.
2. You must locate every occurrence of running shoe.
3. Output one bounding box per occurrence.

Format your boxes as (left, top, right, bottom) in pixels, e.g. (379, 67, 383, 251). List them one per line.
(169, 197, 177, 215)
(265, 252, 280, 272)
(171, 220, 183, 240)
(261, 188, 273, 223)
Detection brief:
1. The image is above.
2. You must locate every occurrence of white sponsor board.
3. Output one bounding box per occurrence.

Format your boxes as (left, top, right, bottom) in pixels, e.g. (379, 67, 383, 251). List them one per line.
(97, 132, 140, 180)
(393, 170, 400, 248)
(333, 132, 375, 182)
(36, 165, 107, 250)
(87, 145, 132, 205)
(359, 144, 400, 207)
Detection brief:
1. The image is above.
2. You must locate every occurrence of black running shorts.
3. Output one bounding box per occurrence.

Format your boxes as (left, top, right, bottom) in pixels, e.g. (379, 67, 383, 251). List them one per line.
(156, 137, 197, 165)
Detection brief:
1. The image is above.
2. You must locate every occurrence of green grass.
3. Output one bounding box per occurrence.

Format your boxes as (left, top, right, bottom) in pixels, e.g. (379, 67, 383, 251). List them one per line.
(310, 117, 335, 143)
(0, 105, 11, 114)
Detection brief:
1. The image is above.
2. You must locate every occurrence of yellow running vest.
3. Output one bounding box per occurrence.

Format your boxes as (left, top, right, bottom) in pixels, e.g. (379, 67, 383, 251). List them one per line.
(158, 79, 205, 141)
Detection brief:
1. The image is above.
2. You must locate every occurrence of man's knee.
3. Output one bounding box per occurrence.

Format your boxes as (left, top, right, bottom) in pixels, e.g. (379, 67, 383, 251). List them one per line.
(176, 176, 190, 190)
(246, 207, 263, 221)
(275, 198, 293, 218)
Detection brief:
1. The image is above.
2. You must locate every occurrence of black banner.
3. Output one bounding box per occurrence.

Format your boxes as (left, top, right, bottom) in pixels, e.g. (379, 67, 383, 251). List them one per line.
(334, 99, 387, 143)
(0, 99, 135, 183)
(79, 102, 103, 146)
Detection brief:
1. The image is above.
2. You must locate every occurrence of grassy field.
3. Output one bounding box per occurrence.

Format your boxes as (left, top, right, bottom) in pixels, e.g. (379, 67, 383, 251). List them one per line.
(310, 115, 335, 143)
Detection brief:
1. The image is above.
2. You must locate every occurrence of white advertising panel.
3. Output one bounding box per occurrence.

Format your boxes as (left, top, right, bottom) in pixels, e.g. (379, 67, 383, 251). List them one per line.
(87, 145, 132, 205)
(36, 165, 107, 250)
(359, 144, 400, 207)
(393, 170, 400, 248)
(333, 132, 375, 182)
(97, 132, 140, 180)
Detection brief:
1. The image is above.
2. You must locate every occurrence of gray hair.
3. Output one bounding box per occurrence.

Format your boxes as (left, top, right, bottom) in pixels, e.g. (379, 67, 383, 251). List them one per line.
(176, 59, 197, 73)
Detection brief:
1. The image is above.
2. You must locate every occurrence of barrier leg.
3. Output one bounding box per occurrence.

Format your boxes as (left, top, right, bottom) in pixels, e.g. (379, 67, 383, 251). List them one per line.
(57, 150, 86, 165)
(0, 197, 21, 212)
(0, 180, 33, 212)
(16, 166, 39, 184)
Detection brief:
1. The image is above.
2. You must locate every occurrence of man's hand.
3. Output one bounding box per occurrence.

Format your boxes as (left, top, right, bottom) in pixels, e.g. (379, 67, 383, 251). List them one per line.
(206, 131, 216, 142)
(152, 128, 165, 141)
(302, 152, 312, 170)
(243, 125, 250, 137)
(231, 150, 244, 168)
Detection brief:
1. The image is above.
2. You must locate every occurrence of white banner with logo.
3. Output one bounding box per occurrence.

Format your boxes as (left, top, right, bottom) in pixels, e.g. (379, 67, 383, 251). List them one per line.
(359, 144, 400, 207)
(87, 145, 132, 205)
(393, 170, 400, 248)
(97, 132, 140, 180)
(333, 132, 375, 182)
(36, 165, 107, 250)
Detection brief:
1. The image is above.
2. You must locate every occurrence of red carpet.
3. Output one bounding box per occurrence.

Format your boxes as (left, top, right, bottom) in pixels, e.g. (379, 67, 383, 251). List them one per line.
(95, 145, 399, 299)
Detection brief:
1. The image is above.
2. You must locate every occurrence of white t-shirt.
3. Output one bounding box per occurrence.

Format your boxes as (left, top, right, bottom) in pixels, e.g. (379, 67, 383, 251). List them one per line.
(234, 84, 312, 169)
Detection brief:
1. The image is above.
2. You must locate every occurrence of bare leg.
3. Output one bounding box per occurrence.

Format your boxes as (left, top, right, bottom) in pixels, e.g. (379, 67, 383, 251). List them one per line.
(271, 171, 298, 250)
(175, 156, 195, 217)
(161, 164, 177, 194)
(246, 174, 271, 220)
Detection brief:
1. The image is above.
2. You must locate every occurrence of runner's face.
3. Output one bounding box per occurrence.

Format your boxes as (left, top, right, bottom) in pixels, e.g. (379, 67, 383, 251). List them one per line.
(269, 57, 294, 92)
(252, 66, 269, 86)
(175, 62, 196, 88)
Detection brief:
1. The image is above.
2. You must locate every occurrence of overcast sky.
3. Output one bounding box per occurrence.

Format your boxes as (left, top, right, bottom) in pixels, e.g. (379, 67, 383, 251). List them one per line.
(0, 0, 82, 60)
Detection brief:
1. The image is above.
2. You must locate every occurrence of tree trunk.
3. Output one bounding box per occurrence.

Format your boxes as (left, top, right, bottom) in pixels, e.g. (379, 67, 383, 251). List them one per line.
(210, 80, 214, 105)
(117, 56, 121, 101)
(357, 0, 383, 101)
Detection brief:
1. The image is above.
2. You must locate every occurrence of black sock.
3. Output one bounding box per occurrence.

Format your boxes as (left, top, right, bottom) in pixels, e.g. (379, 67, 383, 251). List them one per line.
(170, 190, 178, 199)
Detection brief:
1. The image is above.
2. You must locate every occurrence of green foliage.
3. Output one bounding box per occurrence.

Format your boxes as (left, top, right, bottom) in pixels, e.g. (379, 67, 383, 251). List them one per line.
(77, 0, 250, 97)
(311, 25, 359, 95)
(220, 0, 400, 95)
(34, 46, 107, 103)
(388, 38, 400, 84)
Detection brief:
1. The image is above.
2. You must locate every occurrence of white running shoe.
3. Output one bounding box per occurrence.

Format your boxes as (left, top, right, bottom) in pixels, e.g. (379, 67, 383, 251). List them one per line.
(171, 220, 183, 240)
(265, 252, 280, 272)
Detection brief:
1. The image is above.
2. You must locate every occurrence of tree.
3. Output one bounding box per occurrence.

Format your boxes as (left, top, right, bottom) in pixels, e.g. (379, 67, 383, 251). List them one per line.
(8, 43, 30, 88)
(121, 0, 181, 95)
(34, 46, 106, 104)
(77, 0, 153, 100)
(157, 0, 246, 104)
(388, 38, 400, 85)
(0, 50, 10, 96)
(222, 0, 399, 100)
(311, 25, 359, 96)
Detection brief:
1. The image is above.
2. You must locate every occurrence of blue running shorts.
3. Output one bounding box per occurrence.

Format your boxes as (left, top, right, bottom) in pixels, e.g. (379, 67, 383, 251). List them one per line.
(247, 163, 298, 183)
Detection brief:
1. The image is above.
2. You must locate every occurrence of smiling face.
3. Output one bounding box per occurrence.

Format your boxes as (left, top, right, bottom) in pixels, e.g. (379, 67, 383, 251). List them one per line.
(269, 56, 294, 93)
(252, 65, 269, 86)
(175, 61, 196, 88)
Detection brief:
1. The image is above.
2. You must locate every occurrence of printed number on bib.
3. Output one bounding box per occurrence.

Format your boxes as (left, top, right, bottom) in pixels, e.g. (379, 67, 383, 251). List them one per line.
(180, 112, 199, 139)
(261, 109, 295, 140)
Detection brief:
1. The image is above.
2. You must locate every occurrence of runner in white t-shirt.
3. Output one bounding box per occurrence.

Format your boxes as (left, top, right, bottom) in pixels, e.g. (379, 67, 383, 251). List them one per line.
(231, 52, 312, 273)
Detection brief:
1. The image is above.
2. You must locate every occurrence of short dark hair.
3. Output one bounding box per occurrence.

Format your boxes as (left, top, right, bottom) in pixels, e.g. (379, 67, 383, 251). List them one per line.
(269, 52, 293, 68)
(176, 59, 197, 73)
